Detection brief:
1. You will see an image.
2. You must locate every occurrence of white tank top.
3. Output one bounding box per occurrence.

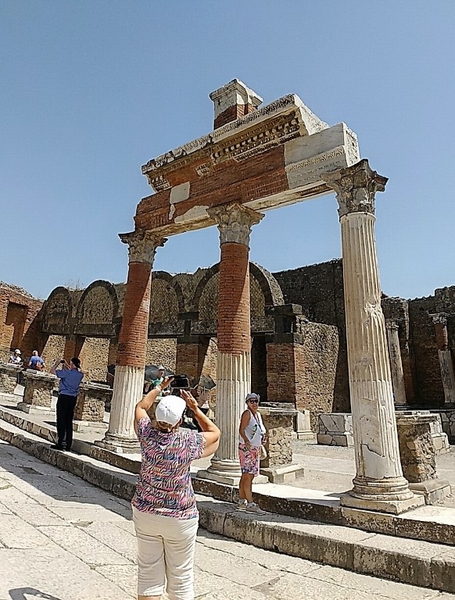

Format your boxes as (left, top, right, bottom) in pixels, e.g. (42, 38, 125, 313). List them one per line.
(243, 409, 266, 447)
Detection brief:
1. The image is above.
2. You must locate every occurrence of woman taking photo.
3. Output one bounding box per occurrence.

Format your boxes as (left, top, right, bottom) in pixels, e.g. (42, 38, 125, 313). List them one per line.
(237, 392, 267, 514)
(132, 377, 220, 600)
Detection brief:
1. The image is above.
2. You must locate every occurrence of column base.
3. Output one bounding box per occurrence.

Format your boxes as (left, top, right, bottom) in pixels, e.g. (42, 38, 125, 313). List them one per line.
(198, 459, 242, 485)
(198, 458, 269, 486)
(340, 474, 425, 514)
(410, 479, 452, 505)
(340, 491, 424, 514)
(95, 433, 140, 454)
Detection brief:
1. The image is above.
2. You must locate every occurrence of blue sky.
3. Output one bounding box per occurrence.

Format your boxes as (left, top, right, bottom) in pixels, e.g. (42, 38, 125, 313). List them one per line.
(1, 1, 454, 301)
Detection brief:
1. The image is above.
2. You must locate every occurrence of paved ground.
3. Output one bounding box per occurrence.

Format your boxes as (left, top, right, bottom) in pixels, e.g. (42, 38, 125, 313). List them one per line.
(1, 440, 455, 600)
(291, 439, 455, 507)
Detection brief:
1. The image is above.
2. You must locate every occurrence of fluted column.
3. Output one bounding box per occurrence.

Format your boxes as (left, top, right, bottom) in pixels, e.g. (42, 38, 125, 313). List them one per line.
(385, 321, 407, 406)
(429, 313, 455, 405)
(323, 160, 422, 514)
(98, 230, 166, 453)
(203, 204, 263, 483)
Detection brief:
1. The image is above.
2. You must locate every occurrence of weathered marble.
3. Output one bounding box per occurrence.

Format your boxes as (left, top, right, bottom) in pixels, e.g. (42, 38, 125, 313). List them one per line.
(317, 413, 353, 447)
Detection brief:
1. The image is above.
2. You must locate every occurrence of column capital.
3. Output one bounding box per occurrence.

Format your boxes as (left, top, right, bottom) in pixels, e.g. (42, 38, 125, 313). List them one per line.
(323, 159, 388, 218)
(429, 312, 449, 326)
(385, 320, 399, 332)
(119, 230, 167, 264)
(208, 203, 263, 246)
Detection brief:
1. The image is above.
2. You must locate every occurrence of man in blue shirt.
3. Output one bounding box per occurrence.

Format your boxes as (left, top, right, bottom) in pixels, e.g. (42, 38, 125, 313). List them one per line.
(50, 357, 84, 451)
(28, 350, 45, 371)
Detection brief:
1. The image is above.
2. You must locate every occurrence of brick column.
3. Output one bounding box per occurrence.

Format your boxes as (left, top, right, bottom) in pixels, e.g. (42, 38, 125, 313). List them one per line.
(203, 204, 263, 483)
(323, 160, 422, 514)
(385, 321, 407, 405)
(429, 313, 455, 405)
(99, 230, 166, 453)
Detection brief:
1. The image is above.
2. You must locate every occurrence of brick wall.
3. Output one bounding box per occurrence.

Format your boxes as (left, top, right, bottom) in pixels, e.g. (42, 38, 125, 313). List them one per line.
(0, 283, 43, 362)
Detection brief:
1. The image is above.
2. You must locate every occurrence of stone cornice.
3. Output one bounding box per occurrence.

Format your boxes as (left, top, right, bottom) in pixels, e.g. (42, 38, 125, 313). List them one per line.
(141, 94, 328, 191)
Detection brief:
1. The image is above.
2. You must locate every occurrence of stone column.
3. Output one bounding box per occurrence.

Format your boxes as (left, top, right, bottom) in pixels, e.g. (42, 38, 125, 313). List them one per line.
(429, 313, 455, 405)
(385, 320, 407, 405)
(98, 230, 166, 453)
(323, 160, 422, 514)
(202, 204, 263, 483)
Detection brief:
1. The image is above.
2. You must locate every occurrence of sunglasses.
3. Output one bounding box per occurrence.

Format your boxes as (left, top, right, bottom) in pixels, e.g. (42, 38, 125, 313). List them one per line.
(247, 399, 259, 404)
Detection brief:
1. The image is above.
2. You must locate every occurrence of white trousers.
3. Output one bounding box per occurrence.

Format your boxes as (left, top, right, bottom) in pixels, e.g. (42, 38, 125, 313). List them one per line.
(132, 506, 199, 600)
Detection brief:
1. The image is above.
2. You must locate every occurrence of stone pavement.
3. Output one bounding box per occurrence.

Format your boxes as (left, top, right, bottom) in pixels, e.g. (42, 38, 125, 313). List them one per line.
(1, 440, 455, 600)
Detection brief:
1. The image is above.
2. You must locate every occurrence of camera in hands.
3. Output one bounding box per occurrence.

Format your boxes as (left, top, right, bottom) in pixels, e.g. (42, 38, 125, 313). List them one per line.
(171, 375, 191, 395)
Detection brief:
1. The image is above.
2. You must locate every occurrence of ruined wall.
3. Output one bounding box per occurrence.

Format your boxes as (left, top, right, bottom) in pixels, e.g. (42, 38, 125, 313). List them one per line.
(411, 297, 441, 406)
(5, 259, 455, 420)
(0, 282, 43, 362)
(273, 260, 349, 411)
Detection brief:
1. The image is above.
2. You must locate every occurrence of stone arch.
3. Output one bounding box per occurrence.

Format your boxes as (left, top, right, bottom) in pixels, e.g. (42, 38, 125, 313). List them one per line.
(192, 262, 284, 334)
(75, 280, 119, 337)
(249, 262, 284, 307)
(149, 271, 182, 335)
(42, 287, 73, 335)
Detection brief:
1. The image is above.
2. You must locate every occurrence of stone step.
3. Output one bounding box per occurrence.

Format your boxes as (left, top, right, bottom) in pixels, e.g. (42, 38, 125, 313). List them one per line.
(0, 401, 454, 549)
(0, 416, 454, 594)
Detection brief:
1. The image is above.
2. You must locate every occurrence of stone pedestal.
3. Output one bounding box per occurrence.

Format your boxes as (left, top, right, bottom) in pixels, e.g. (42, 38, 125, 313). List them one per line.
(317, 413, 353, 447)
(295, 409, 315, 441)
(73, 382, 112, 433)
(259, 403, 304, 483)
(18, 370, 57, 413)
(0, 362, 21, 394)
(396, 412, 451, 505)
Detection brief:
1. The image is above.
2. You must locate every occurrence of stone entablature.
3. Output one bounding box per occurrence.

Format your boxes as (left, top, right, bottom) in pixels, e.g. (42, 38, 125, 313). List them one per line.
(138, 90, 359, 237)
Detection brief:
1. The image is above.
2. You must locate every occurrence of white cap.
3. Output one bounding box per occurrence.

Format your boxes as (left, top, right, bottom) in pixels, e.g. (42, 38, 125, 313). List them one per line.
(15, 349, 21, 354)
(246, 392, 260, 403)
(155, 395, 186, 426)
(157, 365, 165, 371)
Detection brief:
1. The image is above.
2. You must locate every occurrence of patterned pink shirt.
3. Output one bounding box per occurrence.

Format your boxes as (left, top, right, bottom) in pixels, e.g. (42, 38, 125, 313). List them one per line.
(132, 417, 206, 520)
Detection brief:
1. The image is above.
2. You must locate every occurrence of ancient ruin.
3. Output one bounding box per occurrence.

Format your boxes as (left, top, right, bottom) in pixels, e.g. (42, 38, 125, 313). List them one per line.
(1, 81, 455, 514)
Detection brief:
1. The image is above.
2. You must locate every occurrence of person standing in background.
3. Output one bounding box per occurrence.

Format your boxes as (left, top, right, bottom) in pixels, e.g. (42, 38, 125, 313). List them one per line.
(237, 392, 267, 514)
(50, 357, 84, 451)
